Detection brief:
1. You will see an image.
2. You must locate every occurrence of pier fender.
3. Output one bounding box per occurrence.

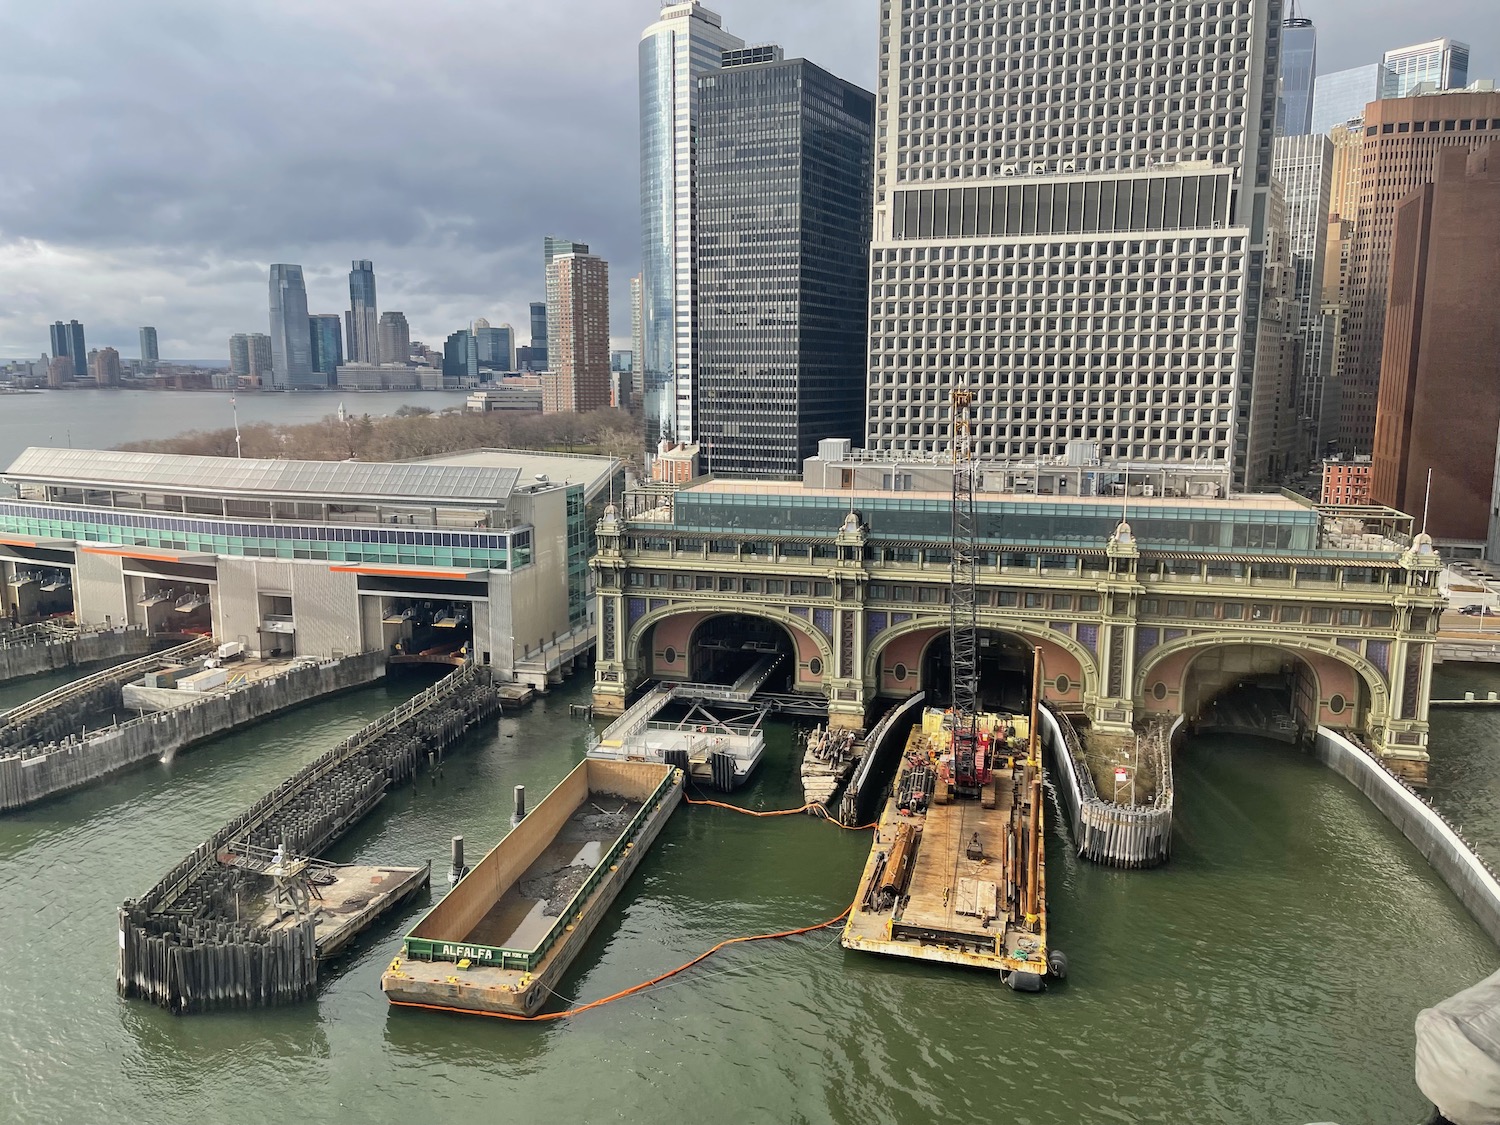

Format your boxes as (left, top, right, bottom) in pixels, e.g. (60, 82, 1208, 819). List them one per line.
(1046, 950, 1068, 981)
(1002, 969, 1045, 993)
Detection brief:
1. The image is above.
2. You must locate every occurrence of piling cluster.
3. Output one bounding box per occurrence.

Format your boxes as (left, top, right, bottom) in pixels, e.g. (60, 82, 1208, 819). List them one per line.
(119, 665, 501, 1014)
(1047, 710, 1175, 869)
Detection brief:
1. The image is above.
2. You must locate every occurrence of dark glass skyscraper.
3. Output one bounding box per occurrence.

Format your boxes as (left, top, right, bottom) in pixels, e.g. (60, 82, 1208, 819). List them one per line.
(268, 264, 317, 388)
(1279, 17, 1316, 136)
(309, 314, 344, 377)
(694, 52, 874, 478)
(347, 260, 379, 364)
(50, 320, 87, 377)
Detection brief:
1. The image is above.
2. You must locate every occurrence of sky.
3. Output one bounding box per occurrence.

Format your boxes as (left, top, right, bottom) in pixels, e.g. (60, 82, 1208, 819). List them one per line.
(0, 0, 1494, 362)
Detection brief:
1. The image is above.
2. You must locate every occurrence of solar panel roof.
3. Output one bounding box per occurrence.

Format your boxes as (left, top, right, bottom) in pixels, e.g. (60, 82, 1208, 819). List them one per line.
(2, 447, 521, 505)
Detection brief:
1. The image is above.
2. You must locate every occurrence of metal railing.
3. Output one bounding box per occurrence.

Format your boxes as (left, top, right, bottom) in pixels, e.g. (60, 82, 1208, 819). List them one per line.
(0, 636, 212, 728)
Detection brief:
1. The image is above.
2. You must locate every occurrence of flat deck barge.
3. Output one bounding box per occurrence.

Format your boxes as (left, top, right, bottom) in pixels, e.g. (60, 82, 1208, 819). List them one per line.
(383, 759, 682, 1016)
(842, 707, 1062, 991)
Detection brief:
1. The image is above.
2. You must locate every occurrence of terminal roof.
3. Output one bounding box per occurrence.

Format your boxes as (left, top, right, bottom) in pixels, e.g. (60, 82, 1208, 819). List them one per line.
(4, 447, 523, 506)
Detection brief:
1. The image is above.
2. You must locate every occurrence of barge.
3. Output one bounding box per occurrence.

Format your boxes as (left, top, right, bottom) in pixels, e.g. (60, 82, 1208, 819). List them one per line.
(842, 701, 1064, 991)
(589, 684, 766, 790)
(383, 759, 682, 1017)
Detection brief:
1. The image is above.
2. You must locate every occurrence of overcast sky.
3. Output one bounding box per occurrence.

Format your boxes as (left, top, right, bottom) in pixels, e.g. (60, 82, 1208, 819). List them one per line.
(0, 0, 1494, 361)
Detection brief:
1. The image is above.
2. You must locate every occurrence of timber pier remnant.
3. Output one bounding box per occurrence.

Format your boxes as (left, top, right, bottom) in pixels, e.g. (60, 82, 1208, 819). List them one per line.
(119, 663, 500, 1013)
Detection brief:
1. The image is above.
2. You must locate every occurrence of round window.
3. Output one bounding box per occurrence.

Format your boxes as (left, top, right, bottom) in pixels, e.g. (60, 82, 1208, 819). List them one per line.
(893, 662, 908, 682)
(808, 658, 823, 676)
(1152, 682, 1168, 702)
(1054, 674, 1072, 695)
(1329, 694, 1346, 715)
(663, 646, 677, 664)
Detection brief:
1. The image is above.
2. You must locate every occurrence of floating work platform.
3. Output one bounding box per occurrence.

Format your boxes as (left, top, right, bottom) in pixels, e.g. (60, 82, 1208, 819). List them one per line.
(589, 684, 766, 790)
(842, 707, 1063, 991)
(216, 844, 430, 960)
(383, 759, 682, 1017)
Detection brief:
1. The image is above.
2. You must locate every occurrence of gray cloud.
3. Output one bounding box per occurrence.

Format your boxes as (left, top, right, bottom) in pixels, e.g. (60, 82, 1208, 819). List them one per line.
(0, 0, 1492, 360)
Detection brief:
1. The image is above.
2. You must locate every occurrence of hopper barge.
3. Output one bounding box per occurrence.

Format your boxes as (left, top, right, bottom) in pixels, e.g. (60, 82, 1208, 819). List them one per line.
(383, 759, 682, 1017)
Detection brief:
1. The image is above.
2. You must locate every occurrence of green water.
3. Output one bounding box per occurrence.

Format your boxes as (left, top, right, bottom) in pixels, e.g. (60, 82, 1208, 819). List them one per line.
(0, 667, 1496, 1125)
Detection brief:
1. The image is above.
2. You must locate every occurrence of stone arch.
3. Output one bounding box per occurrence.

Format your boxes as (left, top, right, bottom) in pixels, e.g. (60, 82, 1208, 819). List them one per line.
(1133, 634, 1389, 731)
(864, 616, 1101, 708)
(626, 601, 835, 693)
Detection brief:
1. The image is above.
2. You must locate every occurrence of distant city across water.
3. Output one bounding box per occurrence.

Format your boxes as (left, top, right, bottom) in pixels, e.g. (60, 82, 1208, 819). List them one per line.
(0, 386, 471, 470)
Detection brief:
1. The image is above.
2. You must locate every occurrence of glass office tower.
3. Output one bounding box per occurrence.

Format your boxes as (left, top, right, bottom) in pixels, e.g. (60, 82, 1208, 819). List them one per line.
(268, 264, 316, 388)
(1383, 38, 1470, 98)
(1311, 64, 1390, 134)
(638, 2, 743, 442)
(695, 52, 874, 478)
(347, 260, 379, 364)
(1280, 17, 1317, 135)
(138, 327, 159, 371)
(309, 314, 344, 378)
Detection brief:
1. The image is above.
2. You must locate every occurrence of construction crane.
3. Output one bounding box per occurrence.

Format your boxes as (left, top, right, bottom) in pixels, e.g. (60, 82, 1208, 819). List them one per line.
(948, 385, 986, 795)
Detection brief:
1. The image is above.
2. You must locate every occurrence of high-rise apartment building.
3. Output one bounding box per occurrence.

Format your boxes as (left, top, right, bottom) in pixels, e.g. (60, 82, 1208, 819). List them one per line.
(90, 346, 121, 387)
(630, 274, 644, 393)
(1336, 91, 1500, 453)
(49, 320, 87, 377)
(864, 0, 1285, 486)
(1280, 16, 1317, 136)
(1383, 39, 1471, 99)
(1310, 64, 1390, 136)
(544, 237, 588, 265)
(695, 51, 874, 479)
(639, 1, 744, 441)
(268, 264, 317, 388)
(1272, 133, 1334, 463)
(1371, 146, 1500, 545)
(309, 314, 344, 378)
(544, 251, 610, 415)
(346, 260, 379, 365)
(139, 327, 159, 372)
(379, 311, 411, 366)
(229, 333, 273, 380)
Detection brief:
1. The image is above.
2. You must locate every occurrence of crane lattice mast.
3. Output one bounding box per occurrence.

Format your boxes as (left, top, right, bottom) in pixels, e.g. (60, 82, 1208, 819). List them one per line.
(949, 386, 979, 746)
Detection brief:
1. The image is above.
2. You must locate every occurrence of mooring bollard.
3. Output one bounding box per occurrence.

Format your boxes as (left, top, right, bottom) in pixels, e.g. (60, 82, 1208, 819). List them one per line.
(449, 835, 466, 885)
(512, 785, 527, 827)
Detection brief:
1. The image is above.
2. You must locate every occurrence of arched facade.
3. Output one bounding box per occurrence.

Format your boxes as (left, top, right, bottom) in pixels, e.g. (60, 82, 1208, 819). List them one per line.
(1134, 634, 1389, 733)
(625, 604, 834, 695)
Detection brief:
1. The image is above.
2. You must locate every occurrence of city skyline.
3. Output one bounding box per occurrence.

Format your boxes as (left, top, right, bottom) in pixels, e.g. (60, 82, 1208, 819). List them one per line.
(0, 1, 1494, 360)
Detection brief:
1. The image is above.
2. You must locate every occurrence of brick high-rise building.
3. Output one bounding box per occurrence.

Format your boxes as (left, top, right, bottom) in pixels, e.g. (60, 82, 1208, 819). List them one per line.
(543, 250, 610, 415)
(90, 346, 122, 387)
(1337, 91, 1500, 454)
(1370, 145, 1500, 545)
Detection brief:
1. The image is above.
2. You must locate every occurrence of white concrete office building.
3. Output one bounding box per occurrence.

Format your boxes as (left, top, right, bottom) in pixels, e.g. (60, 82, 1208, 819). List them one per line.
(863, 0, 1288, 488)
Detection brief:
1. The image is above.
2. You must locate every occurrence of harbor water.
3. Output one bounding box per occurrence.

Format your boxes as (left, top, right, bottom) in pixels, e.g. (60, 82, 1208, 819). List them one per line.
(0, 665, 1496, 1124)
(0, 386, 472, 469)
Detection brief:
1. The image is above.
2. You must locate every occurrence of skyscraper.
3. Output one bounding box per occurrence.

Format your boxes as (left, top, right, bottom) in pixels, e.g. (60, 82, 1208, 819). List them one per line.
(268, 264, 316, 388)
(1310, 64, 1390, 136)
(1280, 15, 1317, 136)
(1383, 38, 1471, 99)
(1371, 145, 1500, 543)
(346, 260, 379, 364)
(695, 50, 874, 479)
(229, 333, 273, 380)
(139, 327, 159, 372)
(544, 237, 588, 265)
(1336, 91, 1500, 453)
(90, 346, 121, 387)
(1272, 133, 1334, 462)
(379, 311, 411, 366)
(443, 330, 478, 380)
(639, 1, 744, 441)
(630, 274, 644, 394)
(863, 0, 1285, 485)
(309, 314, 344, 378)
(544, 250, 610, 414)
(49, 320, 86, 377)
(470, 320, 513, 370)
(529, 301, 547, 353)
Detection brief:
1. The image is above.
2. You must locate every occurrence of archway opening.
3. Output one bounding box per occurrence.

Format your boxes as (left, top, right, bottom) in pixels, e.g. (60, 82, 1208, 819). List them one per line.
(921, 629, 1034, 713)
(1182, 645, 1321, 739)
(686, 614, 796, 692)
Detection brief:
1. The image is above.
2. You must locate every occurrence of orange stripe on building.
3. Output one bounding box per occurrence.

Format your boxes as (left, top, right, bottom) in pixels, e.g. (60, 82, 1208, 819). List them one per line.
(329, 564, 474, 580)
(0, 536, 39, 548)
(80, 545, 195, 562)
